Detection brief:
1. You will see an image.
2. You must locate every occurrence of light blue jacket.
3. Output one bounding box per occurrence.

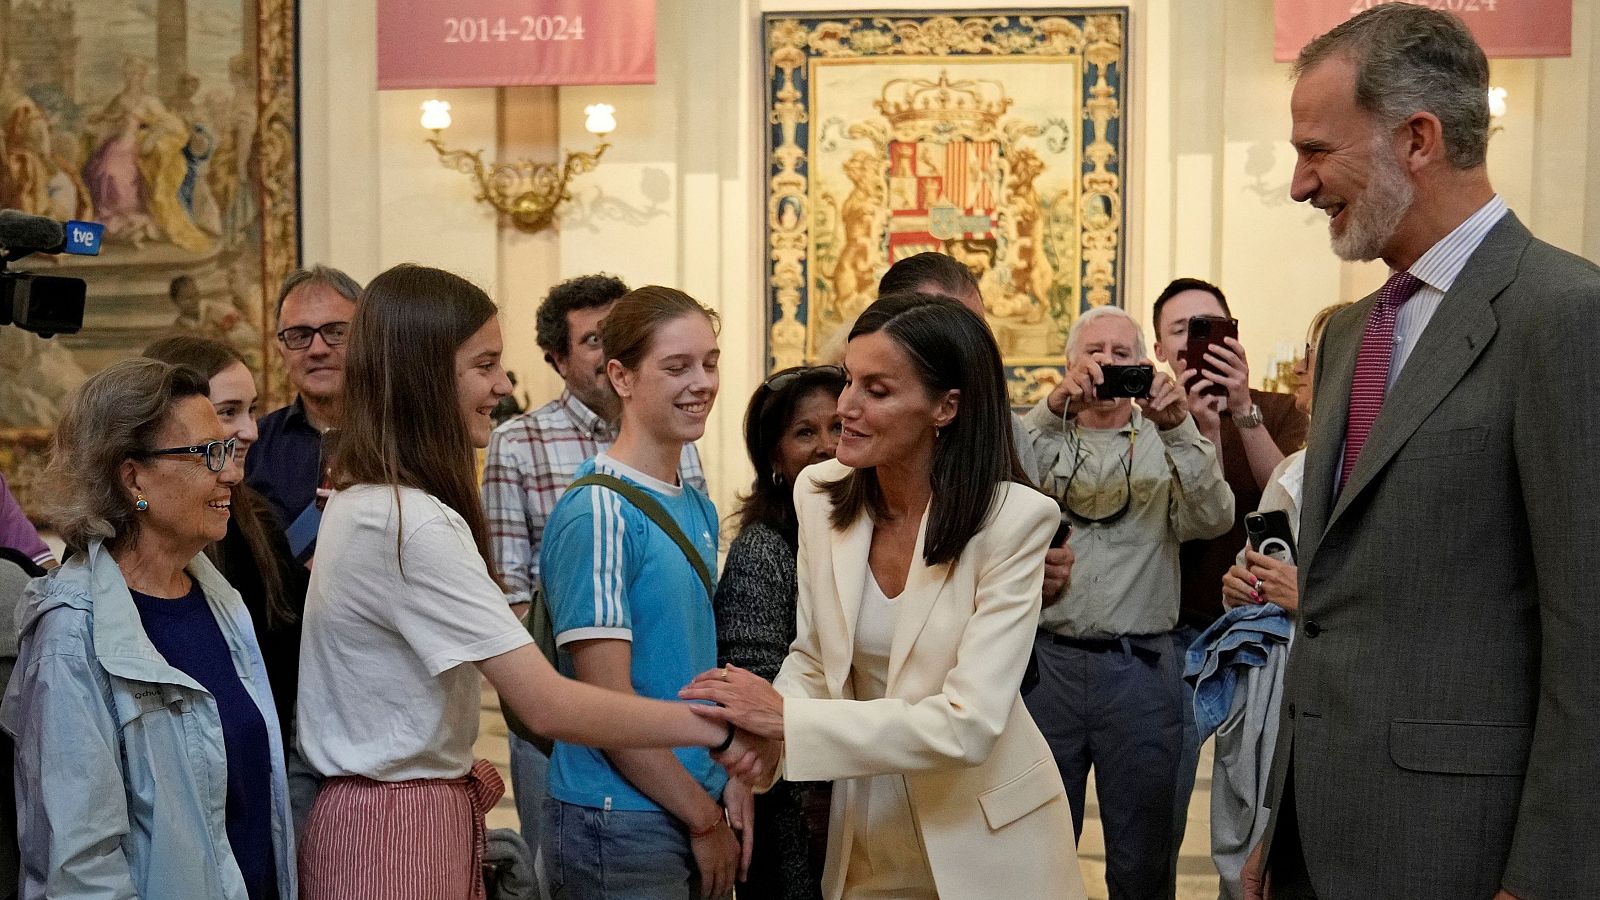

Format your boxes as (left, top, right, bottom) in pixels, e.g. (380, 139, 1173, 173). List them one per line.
(0, 540, 296, 900)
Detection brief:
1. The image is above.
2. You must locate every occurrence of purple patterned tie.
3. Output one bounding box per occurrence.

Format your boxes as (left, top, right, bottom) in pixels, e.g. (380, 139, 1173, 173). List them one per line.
(1340, 271, 1425, 490)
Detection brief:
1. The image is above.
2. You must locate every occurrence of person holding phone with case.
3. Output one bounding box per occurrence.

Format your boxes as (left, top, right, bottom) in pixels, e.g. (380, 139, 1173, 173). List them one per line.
(1220, 302, 1349, 616)
(1195, 302, 1348, 899)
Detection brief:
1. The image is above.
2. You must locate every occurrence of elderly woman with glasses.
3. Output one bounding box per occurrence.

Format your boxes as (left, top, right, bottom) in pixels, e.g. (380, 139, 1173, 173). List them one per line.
(0, 358, 295, 900)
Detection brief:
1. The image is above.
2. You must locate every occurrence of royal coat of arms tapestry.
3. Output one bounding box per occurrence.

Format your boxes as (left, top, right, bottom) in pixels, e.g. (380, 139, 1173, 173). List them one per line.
(763, 9, 1129, 405)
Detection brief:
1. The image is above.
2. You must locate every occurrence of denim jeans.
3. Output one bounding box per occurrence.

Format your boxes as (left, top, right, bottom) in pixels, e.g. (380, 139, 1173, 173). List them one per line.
(509, 732, 551, 898)
(1169, 624, 1205, 899)
(543, 797, 717, 900)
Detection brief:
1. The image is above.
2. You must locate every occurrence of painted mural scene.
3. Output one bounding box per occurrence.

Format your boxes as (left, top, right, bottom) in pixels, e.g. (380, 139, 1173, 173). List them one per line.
(1, 3, 1597, 900)
(1, 0, 276, 433)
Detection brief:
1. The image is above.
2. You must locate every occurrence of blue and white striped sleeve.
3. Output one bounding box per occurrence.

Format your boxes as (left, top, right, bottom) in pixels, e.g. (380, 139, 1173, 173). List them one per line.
(541, 485, 634, 646)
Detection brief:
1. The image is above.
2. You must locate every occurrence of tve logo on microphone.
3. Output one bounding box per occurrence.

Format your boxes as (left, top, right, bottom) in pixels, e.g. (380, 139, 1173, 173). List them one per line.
(64, 221, 104, 256)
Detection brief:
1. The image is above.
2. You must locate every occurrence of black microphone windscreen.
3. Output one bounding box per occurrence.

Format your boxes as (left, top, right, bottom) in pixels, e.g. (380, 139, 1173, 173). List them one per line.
(0, 210, 67, 253)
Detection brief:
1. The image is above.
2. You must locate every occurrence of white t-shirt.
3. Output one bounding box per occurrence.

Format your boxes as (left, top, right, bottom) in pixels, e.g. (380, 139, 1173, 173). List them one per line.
(296, 484, 532, 781)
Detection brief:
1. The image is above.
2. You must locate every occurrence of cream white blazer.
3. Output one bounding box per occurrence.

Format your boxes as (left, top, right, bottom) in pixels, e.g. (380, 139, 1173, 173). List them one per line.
(773, 458, 1086, 900)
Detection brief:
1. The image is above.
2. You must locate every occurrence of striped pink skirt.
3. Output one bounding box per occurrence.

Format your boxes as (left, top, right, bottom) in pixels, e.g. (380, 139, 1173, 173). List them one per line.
(299, 758, 505, 900)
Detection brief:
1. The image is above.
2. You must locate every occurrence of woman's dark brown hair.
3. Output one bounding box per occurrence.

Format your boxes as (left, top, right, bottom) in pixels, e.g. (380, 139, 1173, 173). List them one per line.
(336, 264, 499, 573)
(733, 367, 846, 548)
(142, 336, 294, 627)
(823, 292, 1026, 566)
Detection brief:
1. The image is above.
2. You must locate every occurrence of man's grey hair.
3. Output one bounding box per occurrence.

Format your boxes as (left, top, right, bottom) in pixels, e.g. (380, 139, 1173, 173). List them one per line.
(275, 264, 363, 319)
(1295, 5, 1490, 170)
(1067, 305, 1146, 362)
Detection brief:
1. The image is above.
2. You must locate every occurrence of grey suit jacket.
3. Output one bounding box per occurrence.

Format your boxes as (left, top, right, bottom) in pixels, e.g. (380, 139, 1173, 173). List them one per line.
(1264, 213, 1600, 899)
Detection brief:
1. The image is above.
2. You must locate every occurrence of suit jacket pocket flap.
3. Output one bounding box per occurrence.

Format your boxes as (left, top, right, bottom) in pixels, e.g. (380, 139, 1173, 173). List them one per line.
(978, 756, 1061, 831)
(1389, 720, 1531, 775)
(1396, 425, 1489, 461)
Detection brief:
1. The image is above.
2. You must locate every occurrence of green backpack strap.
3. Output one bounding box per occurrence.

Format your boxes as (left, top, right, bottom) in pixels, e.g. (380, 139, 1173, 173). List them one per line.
(502, 584, 559, 754)
(569, 472, 714, 601)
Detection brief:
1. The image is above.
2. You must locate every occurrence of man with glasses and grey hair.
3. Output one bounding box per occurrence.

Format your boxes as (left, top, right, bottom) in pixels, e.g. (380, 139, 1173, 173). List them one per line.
(1021, 304, 1232, 900)
(1247, 6, 1600, 899)
(245, 265, 363, 559)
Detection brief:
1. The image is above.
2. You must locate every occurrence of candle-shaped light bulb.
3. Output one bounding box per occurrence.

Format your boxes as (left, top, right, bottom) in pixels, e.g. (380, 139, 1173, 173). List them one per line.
(420, 99, 452, 132)
(584, 103, 617, 137)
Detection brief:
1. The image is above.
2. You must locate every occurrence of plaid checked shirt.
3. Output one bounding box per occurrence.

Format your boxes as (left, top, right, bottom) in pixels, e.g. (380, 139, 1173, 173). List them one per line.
(482, 390, 708, 606)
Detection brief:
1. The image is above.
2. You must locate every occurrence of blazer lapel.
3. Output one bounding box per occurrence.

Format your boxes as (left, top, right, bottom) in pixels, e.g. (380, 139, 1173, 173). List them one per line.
(887, 504, 953, 689)
(826, 511, 873, 696)
(1326, 216, 1527, 529)
(1300, 301, 1365, 565)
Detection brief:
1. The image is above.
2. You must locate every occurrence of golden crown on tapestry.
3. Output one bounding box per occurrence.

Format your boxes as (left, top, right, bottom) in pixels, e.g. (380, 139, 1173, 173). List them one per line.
(876, 72, 1013, 138)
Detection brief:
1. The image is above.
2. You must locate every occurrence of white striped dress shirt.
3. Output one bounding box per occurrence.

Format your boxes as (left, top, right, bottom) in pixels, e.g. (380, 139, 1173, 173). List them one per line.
(1387, 194, 1508, 390)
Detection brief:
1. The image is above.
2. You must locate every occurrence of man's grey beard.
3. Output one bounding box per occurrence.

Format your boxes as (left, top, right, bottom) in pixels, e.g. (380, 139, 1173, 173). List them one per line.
(1330, 137, 1415, 262)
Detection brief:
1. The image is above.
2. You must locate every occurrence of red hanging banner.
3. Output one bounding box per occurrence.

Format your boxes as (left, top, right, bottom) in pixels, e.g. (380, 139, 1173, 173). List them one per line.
(378, 0, 656, 89)
(1275, 0, 1572, 62)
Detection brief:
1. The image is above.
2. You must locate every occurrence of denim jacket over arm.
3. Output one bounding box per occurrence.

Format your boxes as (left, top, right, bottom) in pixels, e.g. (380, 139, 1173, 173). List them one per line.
(0, 540, 296, 900)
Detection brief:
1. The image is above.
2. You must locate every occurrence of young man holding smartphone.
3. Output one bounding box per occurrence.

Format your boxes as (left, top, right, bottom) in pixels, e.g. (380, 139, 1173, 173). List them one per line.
(1149, 277, 1309, 880)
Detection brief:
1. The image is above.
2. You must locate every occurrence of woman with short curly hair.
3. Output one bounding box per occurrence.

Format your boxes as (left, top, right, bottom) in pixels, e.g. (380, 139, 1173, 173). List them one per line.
(2, 357, 294, 900)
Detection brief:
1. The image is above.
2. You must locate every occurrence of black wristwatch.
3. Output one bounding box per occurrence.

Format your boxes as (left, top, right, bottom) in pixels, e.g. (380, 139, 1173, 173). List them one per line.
(712, 723, 735, 753)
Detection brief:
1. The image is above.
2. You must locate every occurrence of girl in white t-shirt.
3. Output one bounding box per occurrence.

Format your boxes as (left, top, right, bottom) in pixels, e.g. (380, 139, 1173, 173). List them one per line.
(294, 265, 766, 900)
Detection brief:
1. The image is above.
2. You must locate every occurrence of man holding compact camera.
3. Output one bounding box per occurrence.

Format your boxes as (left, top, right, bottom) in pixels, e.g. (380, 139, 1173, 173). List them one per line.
(1021, 305, 1234, 900)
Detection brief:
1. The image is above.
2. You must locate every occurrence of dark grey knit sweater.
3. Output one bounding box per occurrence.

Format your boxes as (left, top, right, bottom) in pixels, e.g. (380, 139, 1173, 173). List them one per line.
(714, 521, 825, 900)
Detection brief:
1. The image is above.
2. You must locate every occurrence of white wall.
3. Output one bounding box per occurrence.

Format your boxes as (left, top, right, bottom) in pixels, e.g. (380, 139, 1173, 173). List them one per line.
(298, 0, 1600, 516)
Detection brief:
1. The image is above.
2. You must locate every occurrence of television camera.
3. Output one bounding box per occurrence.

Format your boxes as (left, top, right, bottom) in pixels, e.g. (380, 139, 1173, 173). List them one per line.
(0, 209, 102, 338)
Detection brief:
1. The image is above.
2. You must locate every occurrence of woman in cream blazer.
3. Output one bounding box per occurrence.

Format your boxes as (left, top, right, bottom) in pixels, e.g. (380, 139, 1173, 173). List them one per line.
(686, 294, 1085, 900)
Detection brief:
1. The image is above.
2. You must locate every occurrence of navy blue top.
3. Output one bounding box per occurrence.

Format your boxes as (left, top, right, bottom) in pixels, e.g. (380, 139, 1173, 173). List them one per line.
(131, 581, 279, 900)
(244, 396, 325, 534)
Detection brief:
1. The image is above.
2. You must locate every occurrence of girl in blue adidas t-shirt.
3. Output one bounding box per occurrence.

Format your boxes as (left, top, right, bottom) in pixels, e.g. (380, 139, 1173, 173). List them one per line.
(541, 286, 749, 900)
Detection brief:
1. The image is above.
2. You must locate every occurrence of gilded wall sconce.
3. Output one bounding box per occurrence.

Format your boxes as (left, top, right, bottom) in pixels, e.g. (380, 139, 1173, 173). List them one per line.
(421, 99, 616, 233)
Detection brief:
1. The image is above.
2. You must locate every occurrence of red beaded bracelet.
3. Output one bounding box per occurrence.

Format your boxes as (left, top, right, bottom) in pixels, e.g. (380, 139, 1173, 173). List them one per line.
(689, 811, 725, 840)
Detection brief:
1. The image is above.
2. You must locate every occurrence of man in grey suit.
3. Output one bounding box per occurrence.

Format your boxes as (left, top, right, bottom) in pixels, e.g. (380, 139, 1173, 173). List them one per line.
(1246, 6, 1600, 899)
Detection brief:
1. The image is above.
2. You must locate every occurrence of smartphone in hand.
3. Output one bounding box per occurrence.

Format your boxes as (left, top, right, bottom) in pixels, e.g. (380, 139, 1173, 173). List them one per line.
(1244, 510, 1296, 564)
(1184, 315, 1239, 397)
(1053, 511, 1073, 547)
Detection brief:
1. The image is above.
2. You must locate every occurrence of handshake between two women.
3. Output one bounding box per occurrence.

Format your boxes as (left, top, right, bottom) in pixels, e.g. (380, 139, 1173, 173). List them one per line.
(688, 664, 787, 786)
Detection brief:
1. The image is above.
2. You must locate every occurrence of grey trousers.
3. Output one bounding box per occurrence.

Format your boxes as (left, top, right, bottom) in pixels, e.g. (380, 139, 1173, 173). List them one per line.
(1023, 631, 1185, 900)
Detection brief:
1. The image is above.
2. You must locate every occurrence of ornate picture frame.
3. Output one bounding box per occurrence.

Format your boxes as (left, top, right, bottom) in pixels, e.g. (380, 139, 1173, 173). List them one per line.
(762, 9, 1129, 405)
(0, 0, 299, 519)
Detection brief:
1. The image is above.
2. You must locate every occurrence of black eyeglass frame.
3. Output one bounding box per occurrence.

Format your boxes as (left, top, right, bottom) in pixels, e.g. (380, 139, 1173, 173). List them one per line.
(134, 438, 239, 473)
(275, 321, 351, 351)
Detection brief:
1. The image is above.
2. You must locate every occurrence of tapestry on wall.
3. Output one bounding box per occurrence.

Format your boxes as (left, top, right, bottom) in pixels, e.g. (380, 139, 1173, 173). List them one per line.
(0, 0, 299, 517)
(762, 9, 1129, 405)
